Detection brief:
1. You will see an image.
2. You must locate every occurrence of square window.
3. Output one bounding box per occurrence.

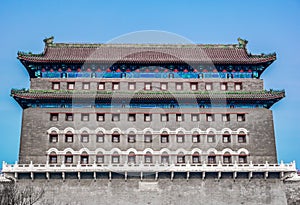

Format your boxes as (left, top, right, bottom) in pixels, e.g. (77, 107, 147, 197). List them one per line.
(49, 134, 58, 143)
(206, 114, 215, 122)
(81, 114, 89, 121)
(192, 156, 200, 163)
(112, 114, 120, 122)
(144, 114, 152, 122)
(238, 135, 246, 143)
(220, 82, 228, 91)
(161, 135, 169, 143)
(176, 83, 183, 91)
(49, 156, 57, 164)
(144, 83, 152, 90)
(96, 155, 104, 163)
(207, 135, 215, 143)
(81, 134, 89, 143)
(128, 82, 136, 90)
(223, 134, 231, 143)
(128, 135, 136, 143)
(81, 156, 89, 164)
(67, 82, 75, 90)
(239, 156, 247, 163)
(205, 83, 213, 91)
(192, 134, 200, 143)
(52, 82, 60, 90)
(191, 114, 199, 122)
(237, 114, 245, 122)
(161, 156, 169, 164)
(50, 113, 59, 121)
(176, 114, 184, 122)
(98, 82, 105, 90)
(190, 82, 198, 91)
(161, 114, 169, 122)
(160, 83, 168, 91)
(65, 135, 73, 143)
(177, 156, 185, 163)
(208, 156, 216, 164)
(144, 134, 152, 143)
(112, 156, 119, 163)
(128, 114, 136, 122)
(96, 113, 105, 122)
(82, 82, 90, 90)
(145, 156, 152, 163)
(112, 134, 120, 143)
(235, 83, 242, 91)
(65, 156, 73, 164)
(176, 135, 184, 143)
(96, 134, 104, 143)
(223, 156, 231, 164)
(112, 82, 120, 90)
(222, 114, 230, 122)
(65, 113, 73, 121)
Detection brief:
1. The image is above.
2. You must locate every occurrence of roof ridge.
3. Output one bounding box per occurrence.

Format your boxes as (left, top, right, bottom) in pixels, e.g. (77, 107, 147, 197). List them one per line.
(47, 43, 241, 49)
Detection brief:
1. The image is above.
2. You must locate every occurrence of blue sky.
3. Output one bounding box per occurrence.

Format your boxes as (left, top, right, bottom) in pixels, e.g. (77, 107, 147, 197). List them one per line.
(0, 0, 299, 168)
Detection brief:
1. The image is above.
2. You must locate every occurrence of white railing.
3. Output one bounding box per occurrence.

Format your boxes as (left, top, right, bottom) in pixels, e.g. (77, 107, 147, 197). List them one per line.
(2, 161, 297, 173)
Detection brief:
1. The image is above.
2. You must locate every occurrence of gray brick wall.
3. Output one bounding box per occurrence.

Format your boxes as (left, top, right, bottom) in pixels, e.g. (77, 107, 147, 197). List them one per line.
(4, 179, 297, 205)
(19, 107, 277, 164)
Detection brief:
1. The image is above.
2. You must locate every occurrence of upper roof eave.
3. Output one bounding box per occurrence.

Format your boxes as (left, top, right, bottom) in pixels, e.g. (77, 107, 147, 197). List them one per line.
(17, 37, 276, 66)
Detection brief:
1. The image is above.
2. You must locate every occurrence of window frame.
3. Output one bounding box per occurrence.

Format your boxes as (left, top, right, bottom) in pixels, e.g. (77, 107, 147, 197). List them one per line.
(144, 82, 152, 91)
(98, 82, 105, 90)
(206, 114, 215, 122)
(207, 134, 216, 143)
(96, 133, 105, 143)
(96, 113, 105, 122)
(65, 132, 74, 143)
(144, 134, 153, 143)
(222, 134, 231, 143)
(128, 134, 136, 143)
(49, 155, 57, 164)
(175, 82, 183, 91)
(82, 82, 90, 90)
(205, 83, 213, 91)
(144, 114, 152, 122)
(234, 82, 242, 91)
(81, 133, 89, 143)
(49, 133, 58, 143)
(52, 82, 60, 90)
(220, 82, 228, 91)
(50, 113, 59, 121)
(161, 114, 169, 122)
(112, 82, 120, 90)
(160, 82, 168, 91)
(81, 113, 89, 121)
(222, 114, 230, 122)
(65, 113, 74, 121)
(176, 114, 184, 122)
(190, 82, 198, 91)
(237, 114, 246, 122)
(128, 82, 136, 90)
(128, 114, 136, 122)
(112, 114, 120, 122)
(176, 134, 185, 143)
(67, 82, 75, 90)
(112, 132, 120, 143)
(160, 132, 169, 143)
(191, 114, 199, 122)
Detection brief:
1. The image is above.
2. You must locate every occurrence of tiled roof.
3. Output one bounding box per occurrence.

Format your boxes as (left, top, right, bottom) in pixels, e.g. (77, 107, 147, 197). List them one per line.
(11, 90, 285, 102)
(17, 38, 276, 65)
